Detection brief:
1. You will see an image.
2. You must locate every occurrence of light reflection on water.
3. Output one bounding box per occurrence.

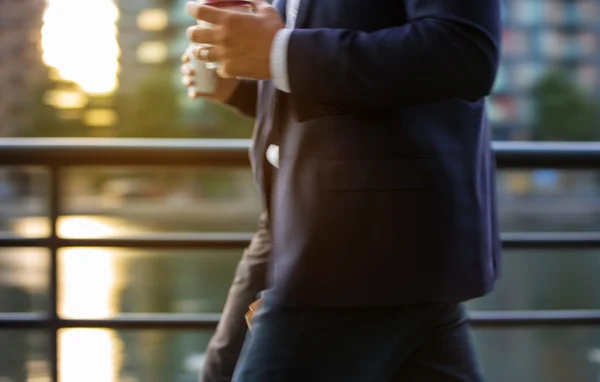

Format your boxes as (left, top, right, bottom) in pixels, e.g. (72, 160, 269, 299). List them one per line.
(13, 216, 141, 382)
(60, 329, 122, 382)
(5, 213, 242, 380)
(60, 247, 121, 382)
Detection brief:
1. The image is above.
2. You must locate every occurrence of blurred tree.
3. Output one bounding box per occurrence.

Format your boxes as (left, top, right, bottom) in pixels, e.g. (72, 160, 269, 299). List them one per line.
(181, 98, 253, 139)
(531, 69, 600, 142)
(19, 77, 87, 137)
(21, 68, 254, 139)
(116, 68, 253, 139)
(531, 70, 600, 191)
(117, 68, 181, 138)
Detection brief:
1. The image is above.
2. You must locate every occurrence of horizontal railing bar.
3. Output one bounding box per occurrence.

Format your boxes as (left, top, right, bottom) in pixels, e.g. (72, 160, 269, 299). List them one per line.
(502, 232, 600, 249)
(1, 139, 600, 168)
(0, 313, 220, 330)
(1, 310, 600, 330)
(0, 232, 254, 248)
(0, 313, 50, 329)
(0, 138, 251, 167)
(59, 314, 222, 330)
(469, 310, 600, 327)
(493, 141, 600, 169)
(2, 232, 600, 249)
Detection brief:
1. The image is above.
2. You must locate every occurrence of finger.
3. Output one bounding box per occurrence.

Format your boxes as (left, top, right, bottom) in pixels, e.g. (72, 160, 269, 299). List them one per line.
(182, 76, 194, 87)
(182, 44, 198, 62)
(193, 46, 219, 62)
(188, 88, 200, 99)
(181, 64, 194, 76)
(185, 2, 229, 24)
(186, 26, 216, 45)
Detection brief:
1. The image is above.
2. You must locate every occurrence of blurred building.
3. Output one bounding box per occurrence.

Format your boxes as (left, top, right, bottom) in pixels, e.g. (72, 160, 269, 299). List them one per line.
(489, 0, 600, 140)
(0, 0, 46, 137)
(117, 0, 177, 93)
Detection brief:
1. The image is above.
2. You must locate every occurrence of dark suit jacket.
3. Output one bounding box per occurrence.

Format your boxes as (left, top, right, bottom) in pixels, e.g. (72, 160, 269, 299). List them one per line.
(228, 0, 502, 307)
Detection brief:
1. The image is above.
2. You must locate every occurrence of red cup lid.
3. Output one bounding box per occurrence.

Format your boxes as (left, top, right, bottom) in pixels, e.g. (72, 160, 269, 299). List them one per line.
(203, 0, 254, 7)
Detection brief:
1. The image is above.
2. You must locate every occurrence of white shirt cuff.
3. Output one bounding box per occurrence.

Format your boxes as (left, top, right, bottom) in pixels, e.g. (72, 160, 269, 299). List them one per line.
(266, 144, 279, 168)
(270, 28, 293, 93)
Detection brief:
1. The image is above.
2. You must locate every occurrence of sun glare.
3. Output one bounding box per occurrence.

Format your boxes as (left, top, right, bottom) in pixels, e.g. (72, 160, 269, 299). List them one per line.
(41, 0, 121, 94)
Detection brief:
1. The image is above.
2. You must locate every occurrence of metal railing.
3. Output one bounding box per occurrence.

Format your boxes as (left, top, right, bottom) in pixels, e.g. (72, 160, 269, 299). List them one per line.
(1, 138, 600, 381)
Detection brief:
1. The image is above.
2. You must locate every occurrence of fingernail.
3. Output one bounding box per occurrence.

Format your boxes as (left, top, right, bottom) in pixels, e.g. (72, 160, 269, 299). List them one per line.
(186, 26, 198, 40)
(181, 66, 195, 76)
(185, 2, 196, 14)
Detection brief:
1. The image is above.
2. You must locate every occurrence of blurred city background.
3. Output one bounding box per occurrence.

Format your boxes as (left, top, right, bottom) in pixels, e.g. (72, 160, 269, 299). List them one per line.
(0, 0, 600, 381)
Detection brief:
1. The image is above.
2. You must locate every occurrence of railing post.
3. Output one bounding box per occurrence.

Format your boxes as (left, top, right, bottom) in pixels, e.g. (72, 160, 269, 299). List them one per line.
(48, 165, 60, 382)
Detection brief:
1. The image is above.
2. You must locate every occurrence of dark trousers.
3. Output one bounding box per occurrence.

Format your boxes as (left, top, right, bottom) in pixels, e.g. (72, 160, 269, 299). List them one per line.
(201, 213, 271, 382)
(233, 292, 485, 382)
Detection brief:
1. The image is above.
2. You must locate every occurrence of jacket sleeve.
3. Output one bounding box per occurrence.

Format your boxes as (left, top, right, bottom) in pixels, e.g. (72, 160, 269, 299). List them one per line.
(226, 79, 258, 118)
(287, 0, 501, 109)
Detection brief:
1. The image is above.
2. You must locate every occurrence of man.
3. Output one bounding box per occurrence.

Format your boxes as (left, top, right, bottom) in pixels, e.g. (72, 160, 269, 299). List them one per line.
(183, 0, 502, 380)
(198, 212, 271, 382)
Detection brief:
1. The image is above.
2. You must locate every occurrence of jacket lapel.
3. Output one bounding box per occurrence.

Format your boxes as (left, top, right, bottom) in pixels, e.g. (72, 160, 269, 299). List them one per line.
(273, 0, 287, 22)
(251, 81, 277, 207)
(294, 0, 313, 28)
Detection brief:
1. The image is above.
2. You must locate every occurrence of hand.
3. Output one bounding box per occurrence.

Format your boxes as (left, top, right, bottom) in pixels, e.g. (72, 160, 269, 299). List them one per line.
(180, 48, 240, 102)
(245, 298, 263, 331)
(185, 1, 284, 80)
